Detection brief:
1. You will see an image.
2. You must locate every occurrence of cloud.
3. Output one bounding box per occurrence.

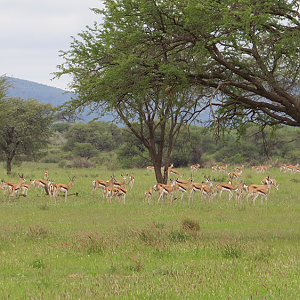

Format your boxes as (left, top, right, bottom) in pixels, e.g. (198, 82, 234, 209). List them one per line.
(0, 0, 104, 89)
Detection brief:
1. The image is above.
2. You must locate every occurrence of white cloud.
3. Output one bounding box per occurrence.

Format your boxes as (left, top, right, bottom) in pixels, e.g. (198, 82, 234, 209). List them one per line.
(0, 0, 104, 89)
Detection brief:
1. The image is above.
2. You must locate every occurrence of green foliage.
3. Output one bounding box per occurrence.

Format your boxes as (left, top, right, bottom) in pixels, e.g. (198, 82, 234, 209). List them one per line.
(51, 122, 72, 133)
(0, 77, 55, 173)
(50, 121, 300, 168)
(63, 121, 123, 153)
(72, 142, 99, 158)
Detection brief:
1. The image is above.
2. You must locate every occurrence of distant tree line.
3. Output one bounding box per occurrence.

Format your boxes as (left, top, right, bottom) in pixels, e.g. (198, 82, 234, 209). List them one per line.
(49, 121, 300, 169)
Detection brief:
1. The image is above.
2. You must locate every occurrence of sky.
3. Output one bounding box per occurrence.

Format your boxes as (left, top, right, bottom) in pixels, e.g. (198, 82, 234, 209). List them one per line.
(0, 0, 104, 91)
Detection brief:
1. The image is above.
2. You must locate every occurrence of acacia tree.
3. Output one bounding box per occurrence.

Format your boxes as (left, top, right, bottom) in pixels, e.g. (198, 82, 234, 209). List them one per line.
(56, 0, 300, 181)
(55, 4, 210, 183)
(0, 76, 54, 174)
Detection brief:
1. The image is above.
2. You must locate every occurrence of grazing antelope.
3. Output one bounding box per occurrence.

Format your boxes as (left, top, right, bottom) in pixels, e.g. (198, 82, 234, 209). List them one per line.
(246, 184, 271, 205)
(235, 165, 244, 173)
(32, 178, 49, 196)
(261, 165, 271, 173)
(191, 164, 200, 173)
(128, 174, 135, 188)
(219, 165, 227, 173)
(168, 168, 183, 178)
(252, 165, 262, 174)
(212, 165, 218, 172)
(145, 186, 153, 204)
(228, 171, 242, 181)
(93, 176, 115, 197)
(146, 166, 154, 172)
(53, 177, 75, 202)
(108, 184, 129, 204)
(228, 172, 237, 180)
(261, 176, 279, 190)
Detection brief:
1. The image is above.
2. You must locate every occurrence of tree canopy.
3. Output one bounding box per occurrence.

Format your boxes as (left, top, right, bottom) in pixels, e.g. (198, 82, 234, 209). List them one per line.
(55, 0, 300, 181)
(0, 76, 55, 174)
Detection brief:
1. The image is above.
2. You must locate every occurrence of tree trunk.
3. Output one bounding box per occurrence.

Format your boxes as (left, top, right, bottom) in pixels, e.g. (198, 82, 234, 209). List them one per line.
(6, 157, 12, 175)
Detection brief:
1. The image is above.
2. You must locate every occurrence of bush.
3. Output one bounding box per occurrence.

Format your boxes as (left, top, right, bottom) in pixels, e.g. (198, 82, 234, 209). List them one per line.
(181, 217, 200, 231)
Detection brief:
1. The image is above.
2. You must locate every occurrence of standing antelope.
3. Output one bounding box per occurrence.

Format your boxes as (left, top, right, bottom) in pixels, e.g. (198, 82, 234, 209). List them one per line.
(113, 174, 128, 188)
(212, 165, 218, 172)
(219, 165, 228, 173)
(146, 166, 154, 172)
(20, 180, 34, 196)
(252, 165, 263, 174)
(191, 164, 200, 173)
(285, 164, 298, 174)
(44, 170, 49, 181)
(157, 179, 176, 204)
(175, 177, 193, 185)
(189, 182, 205, 203)
(279, 165, 287, 172)
(54, 177, 75, 202)
(173, 181, 193, 201)
(235, 165, 244, 173)
(32, 178, 49, 196)
(93, 176, 115, 197)
(128, 174, 135, 188)
(246, 184, 271, 205)
(3, 174, 26, 199)
(201, 179, 216, 203)
(145, 186, 153, 204)
(48, 180, 57, 203)
(214, 181, 243, 203)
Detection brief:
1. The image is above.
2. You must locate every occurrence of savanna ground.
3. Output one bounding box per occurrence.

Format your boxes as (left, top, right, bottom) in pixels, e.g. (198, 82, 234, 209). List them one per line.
(0, 163, 299, 299)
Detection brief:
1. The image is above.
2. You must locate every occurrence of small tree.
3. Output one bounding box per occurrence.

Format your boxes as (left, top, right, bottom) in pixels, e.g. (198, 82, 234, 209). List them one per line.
(0, 76, 54, 174)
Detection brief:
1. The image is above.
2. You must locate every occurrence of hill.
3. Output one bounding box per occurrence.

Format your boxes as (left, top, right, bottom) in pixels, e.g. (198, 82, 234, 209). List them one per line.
(6, 77, 113, 123)
(6, 77, 210, 125)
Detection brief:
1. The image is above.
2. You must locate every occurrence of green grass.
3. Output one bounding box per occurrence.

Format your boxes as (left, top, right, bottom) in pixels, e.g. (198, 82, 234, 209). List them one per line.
(0, 163, 299, 299)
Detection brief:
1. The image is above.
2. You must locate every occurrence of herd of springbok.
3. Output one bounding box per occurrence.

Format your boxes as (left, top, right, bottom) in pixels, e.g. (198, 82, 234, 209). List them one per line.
(0, 171, 75, 203)
(92, 173, 134, 204)
(145, 163, 281, 205)
(3, 162, 296, 205)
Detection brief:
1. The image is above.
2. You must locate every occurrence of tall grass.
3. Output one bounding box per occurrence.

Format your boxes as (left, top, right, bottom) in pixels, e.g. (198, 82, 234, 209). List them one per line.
(0, 163, 299, 299)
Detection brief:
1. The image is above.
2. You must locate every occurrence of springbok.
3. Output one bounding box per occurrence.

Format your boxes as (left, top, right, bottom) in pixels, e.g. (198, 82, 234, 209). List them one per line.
(3, 174, 26, 200)
(54, 177, 75, 202)
(246, 184, 271, 205)
(93, 176, 115, 197)
(145, 186, 153, 204)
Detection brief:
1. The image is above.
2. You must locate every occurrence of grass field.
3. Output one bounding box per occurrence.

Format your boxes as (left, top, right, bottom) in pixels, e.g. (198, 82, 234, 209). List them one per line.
(0, 163, 299, 299)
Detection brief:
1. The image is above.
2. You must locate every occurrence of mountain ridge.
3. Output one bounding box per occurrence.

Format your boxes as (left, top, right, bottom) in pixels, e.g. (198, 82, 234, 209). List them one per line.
(6, 77, 112, 123)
